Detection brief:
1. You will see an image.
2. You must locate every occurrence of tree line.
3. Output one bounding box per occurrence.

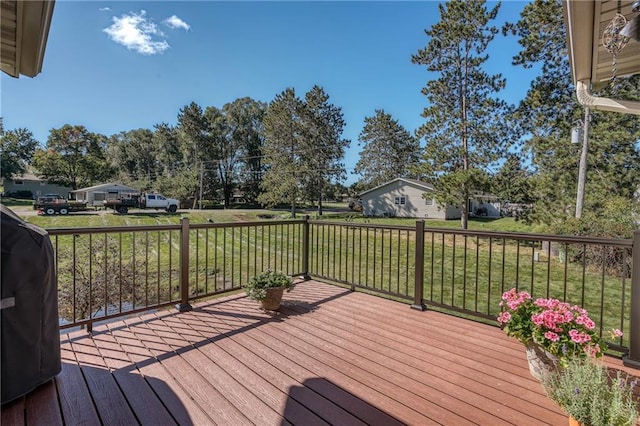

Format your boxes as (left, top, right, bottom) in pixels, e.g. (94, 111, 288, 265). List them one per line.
(1, 0, 638, 232)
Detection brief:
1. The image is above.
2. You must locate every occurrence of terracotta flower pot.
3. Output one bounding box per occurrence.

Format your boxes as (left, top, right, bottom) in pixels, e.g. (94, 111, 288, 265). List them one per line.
(525, 342, 559, 381)
(260, 287, 285, 311)
(569, 415, 581, 426)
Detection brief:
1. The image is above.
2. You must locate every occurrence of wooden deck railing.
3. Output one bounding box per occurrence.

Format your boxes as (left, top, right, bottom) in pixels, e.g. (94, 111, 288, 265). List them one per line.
(47, 217, 640, 368)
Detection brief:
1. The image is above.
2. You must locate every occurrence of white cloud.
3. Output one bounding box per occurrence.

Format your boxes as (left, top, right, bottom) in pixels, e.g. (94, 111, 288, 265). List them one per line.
(103, 10, 169, 55)
(163, 15, 190, 31)
(99, 7, 111, 12)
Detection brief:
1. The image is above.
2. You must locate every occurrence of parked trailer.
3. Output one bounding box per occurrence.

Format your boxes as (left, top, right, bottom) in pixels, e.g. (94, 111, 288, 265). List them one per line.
(34, 194, 88, 215)
(37, 201, 88, 215)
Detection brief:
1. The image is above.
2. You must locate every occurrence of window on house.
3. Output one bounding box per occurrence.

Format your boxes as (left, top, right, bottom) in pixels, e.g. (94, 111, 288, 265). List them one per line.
(14, 180, 23, 185)
(394, 196, 406, 205)
(425, 198, 434, 206)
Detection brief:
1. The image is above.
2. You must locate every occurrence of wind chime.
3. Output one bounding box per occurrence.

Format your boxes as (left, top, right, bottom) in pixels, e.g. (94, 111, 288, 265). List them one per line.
(601, 0, 631, 86)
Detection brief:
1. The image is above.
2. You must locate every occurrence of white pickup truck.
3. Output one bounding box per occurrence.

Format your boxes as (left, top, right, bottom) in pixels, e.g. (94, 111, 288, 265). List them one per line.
(103, 192, 180, 214)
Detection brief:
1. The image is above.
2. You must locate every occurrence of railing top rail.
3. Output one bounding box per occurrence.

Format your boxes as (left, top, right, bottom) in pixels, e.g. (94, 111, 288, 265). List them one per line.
(308, 220, 415, 232)
(422, 226, 633, 247)
(190, 219, 305, 230)
(308, 220, 632, 246)
(48, 224, 182, 235)
(46, 219, 307, 235)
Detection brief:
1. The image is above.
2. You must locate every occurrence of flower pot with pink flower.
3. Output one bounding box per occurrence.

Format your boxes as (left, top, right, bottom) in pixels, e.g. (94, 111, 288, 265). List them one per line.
(497, 288, 612, 381)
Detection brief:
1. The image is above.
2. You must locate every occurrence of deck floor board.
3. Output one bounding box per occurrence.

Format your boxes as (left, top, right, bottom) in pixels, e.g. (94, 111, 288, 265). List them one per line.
(3, 280, 638, 425)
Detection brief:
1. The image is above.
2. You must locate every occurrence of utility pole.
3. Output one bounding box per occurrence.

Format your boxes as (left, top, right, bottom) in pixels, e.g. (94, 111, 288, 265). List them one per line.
(198, 161, 204, 210)
(575, 107, 590, 219)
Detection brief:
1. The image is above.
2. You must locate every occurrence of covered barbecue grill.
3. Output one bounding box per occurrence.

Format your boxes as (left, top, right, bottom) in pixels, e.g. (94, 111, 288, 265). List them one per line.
(1, 204, 61, 403)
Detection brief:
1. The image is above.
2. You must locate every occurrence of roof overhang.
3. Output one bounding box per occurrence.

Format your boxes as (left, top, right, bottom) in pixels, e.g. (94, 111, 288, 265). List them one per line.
(0, 0, 55, 78)
(563, 0, 640, 115)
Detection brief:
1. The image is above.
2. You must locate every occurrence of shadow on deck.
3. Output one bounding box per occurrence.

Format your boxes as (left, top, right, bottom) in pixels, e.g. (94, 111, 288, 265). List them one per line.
(2, 280, 637, 425)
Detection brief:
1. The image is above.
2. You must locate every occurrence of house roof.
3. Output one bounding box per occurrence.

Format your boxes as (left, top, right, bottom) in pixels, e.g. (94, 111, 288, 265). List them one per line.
(563, 0, 640, 115)
(359, 178, 434, 197)
(11, 173, 41, 181)
(70, 183, 138, 193)
(1, 0, 56, 78)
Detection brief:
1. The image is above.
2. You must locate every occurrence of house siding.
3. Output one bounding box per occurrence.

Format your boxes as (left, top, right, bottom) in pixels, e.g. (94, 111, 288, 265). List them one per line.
(361, 180, 448, 219)
(71, 183, 138, 206)
(3, 176, 72, 199)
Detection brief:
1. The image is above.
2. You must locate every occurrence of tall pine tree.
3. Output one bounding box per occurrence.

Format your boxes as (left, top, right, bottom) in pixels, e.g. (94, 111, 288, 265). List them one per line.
(299, 85, 349, 215)
(259, 88, 304, 216)
(355, 109, 419, 190)
(507, 0, 640, 226)
(412, 0, 514, 229)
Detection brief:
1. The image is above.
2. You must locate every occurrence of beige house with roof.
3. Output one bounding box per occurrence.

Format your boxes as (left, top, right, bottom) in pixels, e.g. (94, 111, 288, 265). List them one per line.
(359, 178, 460, 219)
(359, 178, 501, 219)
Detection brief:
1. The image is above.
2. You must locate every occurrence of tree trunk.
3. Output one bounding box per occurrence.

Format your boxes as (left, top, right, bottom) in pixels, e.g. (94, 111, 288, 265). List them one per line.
(291, 200, 296, 218)
(317, 193, 323, 216)
(461, 200, 468, 230)
(461, 187, 469, 230)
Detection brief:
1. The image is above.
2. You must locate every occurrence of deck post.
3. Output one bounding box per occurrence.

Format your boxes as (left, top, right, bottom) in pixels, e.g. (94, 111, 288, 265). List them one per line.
(623, 230, 640, 368)
(176, 217, 193, 312)
(411, 220, 426, 311)
(301, 216, 311, 281)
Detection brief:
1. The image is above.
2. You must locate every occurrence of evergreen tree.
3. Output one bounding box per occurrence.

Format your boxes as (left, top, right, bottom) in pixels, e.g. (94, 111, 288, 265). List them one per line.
(177, 102, 209, 208)
(412, 0, 515, 229)
(491, 154, 534, 205)
(299, 85, 349, 215)
(355, 109, 419, 189)
(507, 0, 640, 225)
(259, 88, 304, 216)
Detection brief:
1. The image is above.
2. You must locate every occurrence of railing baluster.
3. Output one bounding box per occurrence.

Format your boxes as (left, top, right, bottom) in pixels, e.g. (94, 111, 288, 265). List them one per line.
(623, 230, 640, 367)
(176, 217, 192, 312)
(411, 220, 426, 311)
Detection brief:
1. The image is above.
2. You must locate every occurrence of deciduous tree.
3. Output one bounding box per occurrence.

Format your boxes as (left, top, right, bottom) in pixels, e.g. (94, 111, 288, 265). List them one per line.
(0, 120, 38, 181)
(33, 124, 113, 189)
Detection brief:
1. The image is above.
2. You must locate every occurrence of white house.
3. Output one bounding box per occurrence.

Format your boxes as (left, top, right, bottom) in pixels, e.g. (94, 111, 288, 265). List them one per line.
(359, 178, 461, 219)
(70, 183, 138, 207)
(359, 178, 501, 219)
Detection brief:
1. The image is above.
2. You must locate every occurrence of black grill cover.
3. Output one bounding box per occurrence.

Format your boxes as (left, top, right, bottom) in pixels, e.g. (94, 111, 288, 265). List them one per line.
(1, 204, 61, 404)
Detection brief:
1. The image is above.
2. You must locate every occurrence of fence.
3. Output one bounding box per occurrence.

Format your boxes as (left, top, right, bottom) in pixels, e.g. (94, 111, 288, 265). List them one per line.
(49, 217, 639, 366)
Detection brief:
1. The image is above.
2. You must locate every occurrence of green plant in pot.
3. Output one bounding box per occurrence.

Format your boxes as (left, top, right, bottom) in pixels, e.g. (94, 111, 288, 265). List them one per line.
(543, 358, 639, 426)
(243, 270, 294, 311)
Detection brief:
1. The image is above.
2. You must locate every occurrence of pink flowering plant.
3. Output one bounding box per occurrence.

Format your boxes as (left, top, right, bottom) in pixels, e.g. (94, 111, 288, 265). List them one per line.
(498, 288, 616, 362)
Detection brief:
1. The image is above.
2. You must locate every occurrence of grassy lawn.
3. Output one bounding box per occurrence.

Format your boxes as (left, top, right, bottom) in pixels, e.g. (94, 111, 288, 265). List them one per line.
(12, 200, 539, 235)
(1, 197, 35, 208)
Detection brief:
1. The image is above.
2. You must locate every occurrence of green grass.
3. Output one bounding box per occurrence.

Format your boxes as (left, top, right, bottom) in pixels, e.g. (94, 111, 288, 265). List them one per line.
(1, 197, 35, 208)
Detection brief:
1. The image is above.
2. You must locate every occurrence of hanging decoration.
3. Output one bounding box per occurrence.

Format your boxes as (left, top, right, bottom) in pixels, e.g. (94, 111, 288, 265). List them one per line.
(602, 1, 630, 85)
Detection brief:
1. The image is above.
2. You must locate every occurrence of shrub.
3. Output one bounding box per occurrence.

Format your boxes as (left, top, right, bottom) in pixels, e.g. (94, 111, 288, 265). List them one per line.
(544, 359, 639, 426)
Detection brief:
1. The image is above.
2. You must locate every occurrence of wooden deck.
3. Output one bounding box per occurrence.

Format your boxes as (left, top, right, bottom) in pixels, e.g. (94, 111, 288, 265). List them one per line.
(2, 280, 637, 425)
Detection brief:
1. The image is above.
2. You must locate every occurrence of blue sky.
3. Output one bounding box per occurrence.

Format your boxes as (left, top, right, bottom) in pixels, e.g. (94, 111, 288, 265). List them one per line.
(1, 1, 538, 184)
